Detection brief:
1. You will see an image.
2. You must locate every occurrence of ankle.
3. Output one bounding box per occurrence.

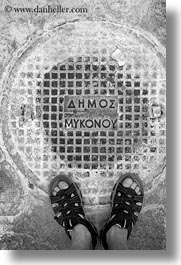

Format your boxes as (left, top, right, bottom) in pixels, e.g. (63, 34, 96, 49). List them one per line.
(71, 224, 92, 249)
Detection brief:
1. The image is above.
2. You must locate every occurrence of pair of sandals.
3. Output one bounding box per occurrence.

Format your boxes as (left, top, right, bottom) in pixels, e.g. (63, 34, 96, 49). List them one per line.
(49, 173, 144, 249)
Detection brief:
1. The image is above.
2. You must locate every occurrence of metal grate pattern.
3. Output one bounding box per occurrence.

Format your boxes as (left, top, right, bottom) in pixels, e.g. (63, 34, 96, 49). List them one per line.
(34, 55, 166, 171)
(2, 21, 166, 190)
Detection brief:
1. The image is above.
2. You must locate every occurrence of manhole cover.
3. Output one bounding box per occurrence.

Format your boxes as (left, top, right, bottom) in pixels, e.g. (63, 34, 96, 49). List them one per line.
(1, 21, 166, 204)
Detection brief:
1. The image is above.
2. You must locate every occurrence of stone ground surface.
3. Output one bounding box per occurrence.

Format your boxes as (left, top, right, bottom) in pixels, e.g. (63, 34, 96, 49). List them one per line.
(0, 0, 166, 250)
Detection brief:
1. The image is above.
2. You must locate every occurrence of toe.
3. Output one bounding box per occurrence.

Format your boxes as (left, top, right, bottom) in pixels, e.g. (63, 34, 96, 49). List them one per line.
(130, 181, 137, 190)
(52, 191, 57, 196)
(54, 186, 60, 192)
(122, 177, 133, 187)
(58, 181, 69, 190)
(135, 186, 140, 194)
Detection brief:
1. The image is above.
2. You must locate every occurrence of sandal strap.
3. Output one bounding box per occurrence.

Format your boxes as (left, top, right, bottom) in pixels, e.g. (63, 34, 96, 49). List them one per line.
(50, 182, 98, 249)
(101, 176, 144, 249)
(50, 184, 77, 203)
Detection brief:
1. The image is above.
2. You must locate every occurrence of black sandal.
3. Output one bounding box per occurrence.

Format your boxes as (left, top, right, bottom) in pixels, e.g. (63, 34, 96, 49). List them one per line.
(100, 173, 144, 249)
(49, 174, 98, 249)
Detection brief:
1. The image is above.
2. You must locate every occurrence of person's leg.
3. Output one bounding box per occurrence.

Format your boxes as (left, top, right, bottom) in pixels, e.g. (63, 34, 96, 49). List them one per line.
(71, 224, 92, 250)
(102, 175, 143, 250)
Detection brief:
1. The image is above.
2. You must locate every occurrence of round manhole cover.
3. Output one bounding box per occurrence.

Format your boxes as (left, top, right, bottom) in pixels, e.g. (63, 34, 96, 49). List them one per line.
(1, 21, 166, 205)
